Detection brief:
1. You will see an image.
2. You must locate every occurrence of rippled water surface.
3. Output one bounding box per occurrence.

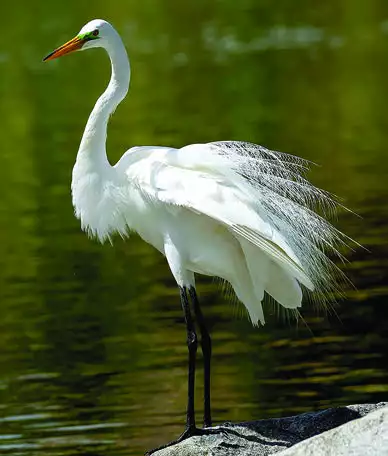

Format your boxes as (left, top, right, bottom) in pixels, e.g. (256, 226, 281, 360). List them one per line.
(0, 1, 387, 454)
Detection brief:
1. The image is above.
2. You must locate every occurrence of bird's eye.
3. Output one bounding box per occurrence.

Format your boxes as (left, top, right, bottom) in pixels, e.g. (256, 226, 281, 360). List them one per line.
(92, 30, 99, 36)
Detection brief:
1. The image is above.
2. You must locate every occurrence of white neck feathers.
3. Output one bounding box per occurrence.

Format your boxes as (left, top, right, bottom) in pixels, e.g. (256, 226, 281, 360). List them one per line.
(77, 32, 130, 170)
(71, 31, 131, 240)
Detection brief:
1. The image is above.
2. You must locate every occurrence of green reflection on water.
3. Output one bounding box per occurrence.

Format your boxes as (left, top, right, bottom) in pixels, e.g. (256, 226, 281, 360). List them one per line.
(0, 0, 387, 454)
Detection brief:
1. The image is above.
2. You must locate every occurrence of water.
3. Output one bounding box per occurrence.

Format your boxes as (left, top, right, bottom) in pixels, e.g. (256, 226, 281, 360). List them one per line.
(0, 1, 388, 454)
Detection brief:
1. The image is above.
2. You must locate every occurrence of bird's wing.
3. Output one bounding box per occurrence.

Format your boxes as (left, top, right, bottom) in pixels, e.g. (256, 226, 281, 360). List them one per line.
(117, 143, 314, 289)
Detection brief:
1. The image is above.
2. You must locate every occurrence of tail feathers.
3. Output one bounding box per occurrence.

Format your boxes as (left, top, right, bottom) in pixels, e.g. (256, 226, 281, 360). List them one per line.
(265, 261, 303, 309)
(238, 237, 268, 302)
(245, 298, 265, 326)
(237, 235, 304, 322)
(228, 235, 308, 325)
(232, 224, 314, 290)
(233, 282, 265, 326)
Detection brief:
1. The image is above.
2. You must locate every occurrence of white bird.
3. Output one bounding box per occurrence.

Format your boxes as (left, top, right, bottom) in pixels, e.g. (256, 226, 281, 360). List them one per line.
(44, 19, 351, 454)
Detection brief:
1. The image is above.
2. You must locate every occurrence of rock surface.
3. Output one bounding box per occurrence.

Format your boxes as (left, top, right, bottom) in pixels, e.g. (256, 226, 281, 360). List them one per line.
(152, 403, 387, 456)
(278, 405, 388, 456)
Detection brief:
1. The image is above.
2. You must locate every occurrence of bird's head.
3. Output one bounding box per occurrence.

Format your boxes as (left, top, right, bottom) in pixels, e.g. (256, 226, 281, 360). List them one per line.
(43, 19, 116, 61)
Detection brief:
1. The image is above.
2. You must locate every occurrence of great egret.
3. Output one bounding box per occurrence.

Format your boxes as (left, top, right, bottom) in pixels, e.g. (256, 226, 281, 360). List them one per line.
(44, 19, 351, 454)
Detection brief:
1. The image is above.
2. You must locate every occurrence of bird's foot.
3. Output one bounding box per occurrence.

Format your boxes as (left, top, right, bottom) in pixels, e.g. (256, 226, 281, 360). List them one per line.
(145, 425, 226, 455)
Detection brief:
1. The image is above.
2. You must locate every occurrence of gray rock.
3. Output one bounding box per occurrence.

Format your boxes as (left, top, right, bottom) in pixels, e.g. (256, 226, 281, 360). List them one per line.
(152, 403, 387, 456)
(278, 405, 388, 456)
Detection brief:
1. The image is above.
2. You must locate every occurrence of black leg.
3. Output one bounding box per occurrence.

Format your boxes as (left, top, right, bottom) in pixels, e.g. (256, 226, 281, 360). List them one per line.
(189, 286, 212, 428)
(180, 286, 198, 430)
(145, 286, 221, 455)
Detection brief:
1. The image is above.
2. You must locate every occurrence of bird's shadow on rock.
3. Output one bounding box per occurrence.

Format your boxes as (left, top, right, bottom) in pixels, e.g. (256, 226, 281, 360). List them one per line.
(221, 406, 362, 447)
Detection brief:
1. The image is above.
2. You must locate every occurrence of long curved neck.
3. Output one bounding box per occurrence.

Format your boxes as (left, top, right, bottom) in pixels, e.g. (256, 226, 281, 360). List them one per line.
(76, 35, 130, 171)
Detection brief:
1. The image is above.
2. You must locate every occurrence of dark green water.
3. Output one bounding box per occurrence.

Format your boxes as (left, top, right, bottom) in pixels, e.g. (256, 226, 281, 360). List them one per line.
(0, 1, 387, 454)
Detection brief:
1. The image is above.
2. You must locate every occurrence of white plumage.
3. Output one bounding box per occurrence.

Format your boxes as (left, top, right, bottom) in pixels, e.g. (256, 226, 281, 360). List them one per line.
(48, 19, 350, 326)
(44, 20, 355, 451)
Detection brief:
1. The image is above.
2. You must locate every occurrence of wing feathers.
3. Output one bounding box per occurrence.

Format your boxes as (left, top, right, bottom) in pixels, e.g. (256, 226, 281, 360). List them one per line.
(119, 140, 351, 316)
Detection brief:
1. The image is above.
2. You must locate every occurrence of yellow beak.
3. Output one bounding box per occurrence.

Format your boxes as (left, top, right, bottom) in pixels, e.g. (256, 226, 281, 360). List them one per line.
(43, 36, 86, 61)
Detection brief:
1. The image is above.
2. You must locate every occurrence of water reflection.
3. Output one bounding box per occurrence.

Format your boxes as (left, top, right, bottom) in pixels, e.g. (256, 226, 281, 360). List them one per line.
(0, 0, 387, 455)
